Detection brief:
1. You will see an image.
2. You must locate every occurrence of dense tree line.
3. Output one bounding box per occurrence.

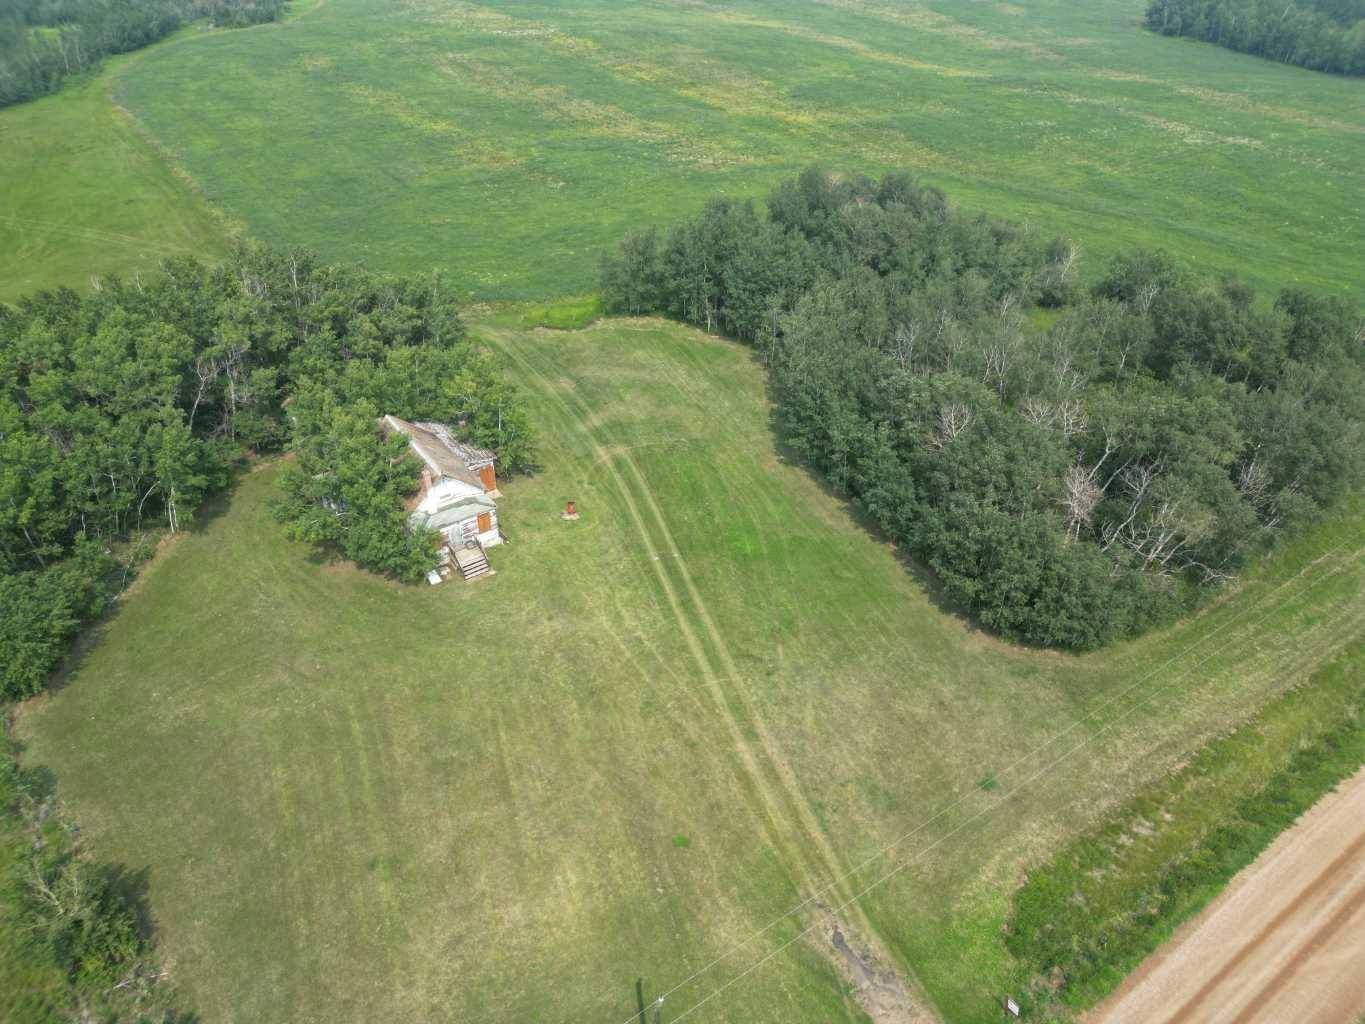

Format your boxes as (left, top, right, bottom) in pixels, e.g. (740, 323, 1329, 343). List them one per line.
(1, 245, 531, 699)
(601, 167, 1364, 650)
(1146, 0, 1365, 75)
(0, 0, 286, 107)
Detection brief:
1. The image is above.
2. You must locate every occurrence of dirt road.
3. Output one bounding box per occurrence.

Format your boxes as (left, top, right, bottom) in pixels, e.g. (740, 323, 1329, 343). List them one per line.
(1088, 765, 1365, 1024)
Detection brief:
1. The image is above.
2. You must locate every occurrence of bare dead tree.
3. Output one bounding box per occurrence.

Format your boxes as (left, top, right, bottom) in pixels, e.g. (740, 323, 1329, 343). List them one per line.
(1062, 462, 1103, 541)
(1052, 349, 1085, 395)
(1238, 456, 1296, 530)
(1060, 433, 1118, 541)
(1021, 396, 1055, 430)
(1100, 461, 1160, 555)
(945, 325, 965, 375)
(1098, 458, 1216, 576)
(239, 265, 270, 301)
(1107, 498, 1191, 574)
(216, 342, 253, 440)
(928, 403, 972, 452)
(1187, 560, 1236, 585)
(188, 354, 220, 433)
(891, 321, 919, 372)
(135, 481, 160, 530)
(1053, 239, 1079, 286)
(165, 486, 180, 534)
(1238, 456, 1270, 508)
(1037, 239, 1080, 300)
(983, 342, 1011, 400)
(1057, 399, 1086, 437)
(928, 307, 956, 372)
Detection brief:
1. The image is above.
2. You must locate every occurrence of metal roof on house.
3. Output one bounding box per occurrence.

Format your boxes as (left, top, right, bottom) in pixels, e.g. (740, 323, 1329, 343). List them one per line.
(413, 421, 495, 470)
(381, 415, 495, 490)
(409, 492, 496, 532)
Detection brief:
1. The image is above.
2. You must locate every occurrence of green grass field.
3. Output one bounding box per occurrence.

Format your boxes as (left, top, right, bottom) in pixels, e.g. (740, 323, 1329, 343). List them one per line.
(4, 1, 1363, 1019)
(96, 0, 1364, 300)
(0, 50, 231, 302)
(17, 316, 1363, 1023)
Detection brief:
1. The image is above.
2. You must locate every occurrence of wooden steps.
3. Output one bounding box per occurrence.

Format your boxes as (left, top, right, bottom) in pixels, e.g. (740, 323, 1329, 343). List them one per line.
(452, 544, 494, 581)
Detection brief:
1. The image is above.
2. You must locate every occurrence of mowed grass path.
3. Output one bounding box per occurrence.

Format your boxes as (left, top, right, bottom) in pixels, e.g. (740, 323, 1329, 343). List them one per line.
(108, 0, 1365, 299)
(18, 317, 1364, 1024)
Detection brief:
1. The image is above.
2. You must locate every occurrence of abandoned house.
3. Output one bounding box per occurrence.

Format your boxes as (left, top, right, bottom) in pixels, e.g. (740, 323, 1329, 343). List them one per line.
(381, 415, 502, 580)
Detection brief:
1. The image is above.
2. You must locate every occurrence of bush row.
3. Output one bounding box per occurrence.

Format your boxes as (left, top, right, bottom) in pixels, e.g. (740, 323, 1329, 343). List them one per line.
(599, 167, 1364, 649)
(1, 244, 533, 699)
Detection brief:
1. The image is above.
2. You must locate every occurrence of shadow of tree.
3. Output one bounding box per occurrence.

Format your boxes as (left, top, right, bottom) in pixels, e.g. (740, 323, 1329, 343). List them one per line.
(755, 355, 1011, 644)
(43, 459, 267, 697)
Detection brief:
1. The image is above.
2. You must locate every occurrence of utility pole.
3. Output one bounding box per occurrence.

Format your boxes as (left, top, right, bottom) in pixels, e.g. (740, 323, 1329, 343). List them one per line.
(652, 996, 665, 1024)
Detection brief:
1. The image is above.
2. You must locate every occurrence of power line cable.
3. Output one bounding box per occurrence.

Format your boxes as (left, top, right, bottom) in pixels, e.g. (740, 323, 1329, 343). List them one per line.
(613, 542, 1361, 1024)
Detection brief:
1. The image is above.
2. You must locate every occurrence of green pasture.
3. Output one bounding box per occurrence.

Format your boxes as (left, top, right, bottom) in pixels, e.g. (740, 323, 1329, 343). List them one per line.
(0, 51, 230, 301)
(94, 0, 1365, 300)
(18, 317, 1364, 1023)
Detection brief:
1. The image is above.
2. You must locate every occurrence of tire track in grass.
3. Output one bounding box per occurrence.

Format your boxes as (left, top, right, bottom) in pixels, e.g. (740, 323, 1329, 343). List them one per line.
(500, 324, 1365, 1023)
(489, 328, 814, 873)
(491, 330, 870, 1003)
(582, 357, 872, 903)
(487, 325, 927, 1018)
(0, 212, 192, 257)
(621, 330, 876, 908)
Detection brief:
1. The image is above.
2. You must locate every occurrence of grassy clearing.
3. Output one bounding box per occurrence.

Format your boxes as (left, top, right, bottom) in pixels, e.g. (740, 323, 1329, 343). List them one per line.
(520, 294, 604, 330)
(1006, 641, 1365, 1015)
(95, 0, 1364, 301)
(16, 316, 1363, 1023)
(0, 49, 231, 301)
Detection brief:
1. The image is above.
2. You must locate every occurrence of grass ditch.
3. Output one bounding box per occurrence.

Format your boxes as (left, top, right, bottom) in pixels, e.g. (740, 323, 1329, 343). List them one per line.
(1004, 640, 1365, 1018)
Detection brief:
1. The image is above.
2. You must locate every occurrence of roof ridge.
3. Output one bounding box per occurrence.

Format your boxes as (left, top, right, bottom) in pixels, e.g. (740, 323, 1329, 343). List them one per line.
(382, 414, 494, 488)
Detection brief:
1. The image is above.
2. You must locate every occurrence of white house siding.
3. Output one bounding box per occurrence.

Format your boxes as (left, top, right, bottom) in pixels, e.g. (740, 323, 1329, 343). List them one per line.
(477, 507, 501, 547)
(444, 508, 500, 549)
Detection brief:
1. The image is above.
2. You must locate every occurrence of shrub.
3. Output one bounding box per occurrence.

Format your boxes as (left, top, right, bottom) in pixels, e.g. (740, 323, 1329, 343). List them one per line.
(0, 545, 113, 701)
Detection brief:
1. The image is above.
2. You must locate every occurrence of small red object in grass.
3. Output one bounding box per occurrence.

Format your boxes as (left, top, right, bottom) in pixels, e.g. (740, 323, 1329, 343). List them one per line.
(562, 500, 579, 521)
